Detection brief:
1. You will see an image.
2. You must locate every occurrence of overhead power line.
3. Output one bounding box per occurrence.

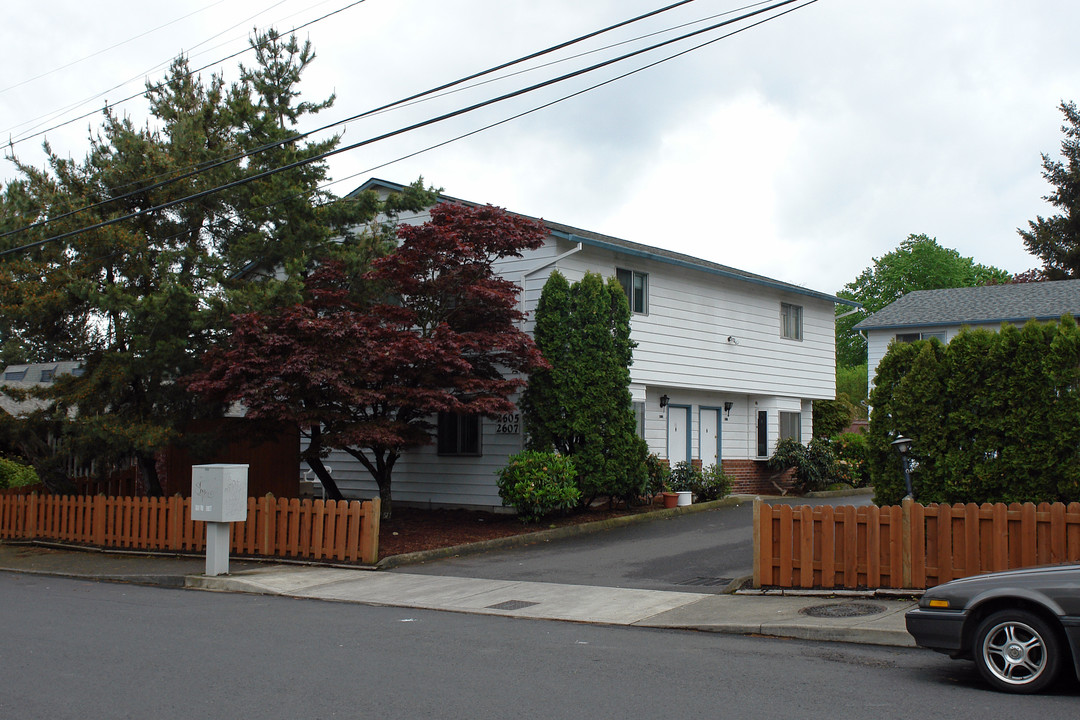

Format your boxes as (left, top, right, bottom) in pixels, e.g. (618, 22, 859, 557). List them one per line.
(1, 0, 711, 243)
(0, 0, 815, 259)
(2, 0, 366, 146)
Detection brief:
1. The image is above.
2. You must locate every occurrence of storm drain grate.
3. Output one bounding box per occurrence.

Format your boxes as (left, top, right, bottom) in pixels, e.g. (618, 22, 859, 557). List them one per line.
(799, 602, 886, 618)
(486, 600, 540, 611)
(677, 577, 733, 587)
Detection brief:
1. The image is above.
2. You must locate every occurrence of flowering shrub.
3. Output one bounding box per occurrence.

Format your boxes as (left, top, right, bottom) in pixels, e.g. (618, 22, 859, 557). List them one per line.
(496, 451, 580, 523)
(833, 433, 870, 488)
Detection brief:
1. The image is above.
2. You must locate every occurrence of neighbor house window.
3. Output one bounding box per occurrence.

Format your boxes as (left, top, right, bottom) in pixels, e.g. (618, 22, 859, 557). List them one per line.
(437, 412, 481, 455)
(3, 370, 26, 381)
(616, 268, 648, 314)
(779, 411, 802, 443)
(781, 303, 802, 340)
(897, 331, 946, 344)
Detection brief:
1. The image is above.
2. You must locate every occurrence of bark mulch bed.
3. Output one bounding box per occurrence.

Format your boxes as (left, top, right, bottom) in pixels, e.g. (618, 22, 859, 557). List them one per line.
(377, 498, 667, 557)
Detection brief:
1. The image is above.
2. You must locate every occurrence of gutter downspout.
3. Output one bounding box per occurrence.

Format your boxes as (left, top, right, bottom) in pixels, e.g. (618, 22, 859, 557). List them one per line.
(518, 241, 584, 326)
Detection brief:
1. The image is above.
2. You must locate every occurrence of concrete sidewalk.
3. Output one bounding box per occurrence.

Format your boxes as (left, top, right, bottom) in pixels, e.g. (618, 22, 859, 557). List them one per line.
(0, 542, 918, 648)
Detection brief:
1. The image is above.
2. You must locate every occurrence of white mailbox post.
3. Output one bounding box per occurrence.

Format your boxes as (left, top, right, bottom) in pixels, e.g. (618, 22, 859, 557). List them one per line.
(191, 464, 249, 576)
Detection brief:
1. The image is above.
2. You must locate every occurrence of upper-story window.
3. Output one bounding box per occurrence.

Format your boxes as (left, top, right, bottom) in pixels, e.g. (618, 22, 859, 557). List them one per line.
(780, 303, 803, 340)
(616, 268, 648, 314)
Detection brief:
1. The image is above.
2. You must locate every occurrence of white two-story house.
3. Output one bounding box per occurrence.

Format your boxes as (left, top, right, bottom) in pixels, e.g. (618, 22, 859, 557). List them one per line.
(315, 179, 857, 509)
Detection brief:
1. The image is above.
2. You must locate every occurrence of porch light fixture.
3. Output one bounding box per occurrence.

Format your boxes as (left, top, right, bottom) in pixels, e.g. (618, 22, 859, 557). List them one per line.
(891, 435, 914, 499)
(659, 394, 670, 409)
(723, 401, 734, 419)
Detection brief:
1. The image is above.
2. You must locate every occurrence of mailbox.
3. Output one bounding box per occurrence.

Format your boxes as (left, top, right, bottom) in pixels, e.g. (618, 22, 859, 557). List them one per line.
(191, 464, 249, 523)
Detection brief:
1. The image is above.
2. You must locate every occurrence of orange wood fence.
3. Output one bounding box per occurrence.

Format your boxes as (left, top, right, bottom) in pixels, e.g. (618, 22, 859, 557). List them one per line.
(0, 493, 380, 564)
(753, 498, 1080, 590)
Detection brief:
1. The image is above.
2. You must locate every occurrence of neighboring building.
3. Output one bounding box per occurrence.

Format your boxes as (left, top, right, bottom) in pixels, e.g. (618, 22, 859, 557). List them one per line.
(853, 279, 1080, 389)
(0, 361, 84, 417)
(313, 179, 857, 509)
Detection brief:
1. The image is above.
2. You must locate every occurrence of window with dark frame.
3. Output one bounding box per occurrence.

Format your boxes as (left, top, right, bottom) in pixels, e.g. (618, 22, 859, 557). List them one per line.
(616, 268, 648, 314)
(756, 410, 768, 457)
(781, 302, 803, 340)
(437, 412, 481, 455)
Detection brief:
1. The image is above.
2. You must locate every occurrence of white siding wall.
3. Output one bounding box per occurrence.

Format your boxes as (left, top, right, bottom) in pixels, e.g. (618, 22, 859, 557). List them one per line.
(318, 230, 842, 508)
(528, 242, 837, 399)
(866, 323, 988, 389)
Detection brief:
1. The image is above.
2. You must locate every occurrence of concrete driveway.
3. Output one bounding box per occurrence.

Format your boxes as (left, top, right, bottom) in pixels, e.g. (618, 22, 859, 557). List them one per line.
(392, 493, 872, 593)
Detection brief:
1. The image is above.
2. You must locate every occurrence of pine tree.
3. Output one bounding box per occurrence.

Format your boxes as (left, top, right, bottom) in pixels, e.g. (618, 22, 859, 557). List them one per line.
(1019, 101, 1080, 279)
(0, 30, 429, 495)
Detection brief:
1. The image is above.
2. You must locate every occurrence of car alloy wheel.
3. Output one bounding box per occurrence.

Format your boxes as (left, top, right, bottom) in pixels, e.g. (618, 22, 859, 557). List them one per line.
(974, 609, 1061, 693)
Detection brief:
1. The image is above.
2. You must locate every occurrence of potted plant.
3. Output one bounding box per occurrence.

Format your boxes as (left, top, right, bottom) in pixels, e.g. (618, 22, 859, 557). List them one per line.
(667, 461, 699, 506)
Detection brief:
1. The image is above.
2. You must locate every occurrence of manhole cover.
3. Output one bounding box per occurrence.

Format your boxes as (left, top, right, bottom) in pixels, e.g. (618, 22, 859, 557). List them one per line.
(677, 577, 733, 587)
(486, 600, 540, 611)
(800, 602, 886, 618)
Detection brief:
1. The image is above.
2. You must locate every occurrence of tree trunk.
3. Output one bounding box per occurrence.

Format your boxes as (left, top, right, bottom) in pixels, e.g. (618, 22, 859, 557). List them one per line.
(342, 446, 397, 519)
(136, 454, 164, 497)
(302, 424, 345, 501)
(30, 455, 77, 495)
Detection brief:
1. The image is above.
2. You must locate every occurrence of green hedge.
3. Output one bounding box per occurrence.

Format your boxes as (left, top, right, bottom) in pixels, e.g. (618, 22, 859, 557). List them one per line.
(0, 456, 39, 489)
(869, 316, 1080, 505)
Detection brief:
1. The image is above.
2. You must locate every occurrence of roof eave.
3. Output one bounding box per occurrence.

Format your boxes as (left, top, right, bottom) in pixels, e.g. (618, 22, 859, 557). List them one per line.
(552, 230, 858, 306)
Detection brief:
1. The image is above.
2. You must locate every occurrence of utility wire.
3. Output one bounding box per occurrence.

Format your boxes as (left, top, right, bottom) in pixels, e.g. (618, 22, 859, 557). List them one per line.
(2, 0, 362, 145)
(61, 0, 818, 270)
(0, 0, 229, 95)
(0, 0, 813, 258)
(1, 0, 708, 242)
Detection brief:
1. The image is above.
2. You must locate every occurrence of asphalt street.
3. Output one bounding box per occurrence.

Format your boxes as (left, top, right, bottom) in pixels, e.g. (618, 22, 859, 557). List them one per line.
(3, 573, 1076, 719)
(394, 494, 872, 592)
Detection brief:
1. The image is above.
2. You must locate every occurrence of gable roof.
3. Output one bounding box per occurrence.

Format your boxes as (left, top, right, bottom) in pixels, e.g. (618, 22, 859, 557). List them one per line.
(852, 280, 1080, 331)
(352, 178, 857, 307)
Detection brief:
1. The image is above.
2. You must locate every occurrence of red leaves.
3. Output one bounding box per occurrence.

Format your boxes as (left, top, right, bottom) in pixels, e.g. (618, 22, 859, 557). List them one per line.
(190, 201, 549, 470)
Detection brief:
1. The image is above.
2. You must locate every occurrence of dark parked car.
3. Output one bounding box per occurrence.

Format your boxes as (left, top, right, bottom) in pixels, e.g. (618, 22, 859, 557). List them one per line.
(905, 564, 1080, 693)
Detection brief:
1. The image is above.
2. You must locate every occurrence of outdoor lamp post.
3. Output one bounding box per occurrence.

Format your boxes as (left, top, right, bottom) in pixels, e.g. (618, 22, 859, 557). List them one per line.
(891, 435, 914, 499)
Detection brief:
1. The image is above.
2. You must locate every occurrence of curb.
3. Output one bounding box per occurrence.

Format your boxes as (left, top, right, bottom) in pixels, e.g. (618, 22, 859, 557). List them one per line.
(803, 487, 875, 499)
(0, 565, 189, 588)
(375, 494, 762, 569)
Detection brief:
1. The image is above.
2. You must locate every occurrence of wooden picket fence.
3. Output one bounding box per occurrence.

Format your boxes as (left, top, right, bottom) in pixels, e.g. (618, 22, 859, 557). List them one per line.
(0, 493, 380, 564)
(753, 498, 1080, 590)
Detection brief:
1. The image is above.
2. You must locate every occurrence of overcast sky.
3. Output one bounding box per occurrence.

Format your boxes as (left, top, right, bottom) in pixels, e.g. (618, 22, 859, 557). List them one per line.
(3, 0, 1078, 295)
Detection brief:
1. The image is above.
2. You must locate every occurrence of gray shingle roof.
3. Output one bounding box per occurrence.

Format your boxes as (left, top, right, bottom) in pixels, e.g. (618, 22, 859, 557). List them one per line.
(853, 280, 1080, 330)
(353, 178, 857, 307)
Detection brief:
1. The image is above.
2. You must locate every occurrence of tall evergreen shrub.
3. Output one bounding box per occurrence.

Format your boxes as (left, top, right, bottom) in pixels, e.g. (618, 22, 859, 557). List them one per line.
(520, 270, 648, 505)
(870, 317, 1080, 504)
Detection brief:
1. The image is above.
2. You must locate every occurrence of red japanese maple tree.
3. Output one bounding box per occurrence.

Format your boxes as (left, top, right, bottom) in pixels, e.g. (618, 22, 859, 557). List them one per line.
(189, 203, 547, 517)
